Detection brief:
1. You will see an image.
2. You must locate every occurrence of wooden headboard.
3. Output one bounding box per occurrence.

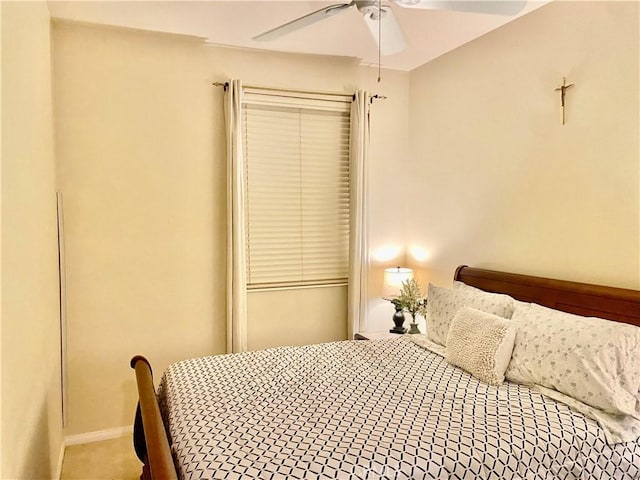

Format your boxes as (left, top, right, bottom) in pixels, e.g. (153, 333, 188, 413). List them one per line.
(454, 265, 640, 327)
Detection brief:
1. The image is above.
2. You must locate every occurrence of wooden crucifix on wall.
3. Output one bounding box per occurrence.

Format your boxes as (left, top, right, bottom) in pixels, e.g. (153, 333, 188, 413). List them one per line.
(555, 77, 575, 125)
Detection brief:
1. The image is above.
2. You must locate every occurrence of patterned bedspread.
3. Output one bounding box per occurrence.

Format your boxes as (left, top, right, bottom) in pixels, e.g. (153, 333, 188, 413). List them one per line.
(159, 338, 640, 480)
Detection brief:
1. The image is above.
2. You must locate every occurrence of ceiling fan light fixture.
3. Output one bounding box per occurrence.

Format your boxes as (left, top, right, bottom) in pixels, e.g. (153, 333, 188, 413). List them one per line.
(363, 7, 407, 56)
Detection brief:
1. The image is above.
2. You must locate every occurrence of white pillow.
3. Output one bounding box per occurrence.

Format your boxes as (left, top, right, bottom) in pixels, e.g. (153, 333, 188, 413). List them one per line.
(505, 302, 640, 417)
(454, 280, 532, 313)
(453, 280, 475, 291)
(427, 284, 515, 346)
(445, 307, 516, 386)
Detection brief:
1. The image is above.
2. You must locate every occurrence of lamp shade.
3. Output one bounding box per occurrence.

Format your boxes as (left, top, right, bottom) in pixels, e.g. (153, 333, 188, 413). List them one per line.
(382, 267, 414, 300)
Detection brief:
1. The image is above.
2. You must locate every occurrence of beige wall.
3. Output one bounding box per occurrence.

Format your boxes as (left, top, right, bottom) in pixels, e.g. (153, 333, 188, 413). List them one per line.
(247, 287, 348, 351)
(54, 23, 227, 437)
(408, 1, 639, 290)
(1, 2, 64, 478)
(357, 67, 412, 332)
(0, 1, 3, 472)
(53, 21, 409, 435)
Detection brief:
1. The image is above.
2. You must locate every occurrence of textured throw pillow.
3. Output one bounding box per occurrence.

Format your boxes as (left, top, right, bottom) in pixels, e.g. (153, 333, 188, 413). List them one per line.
(427, 284, 515, 346)
(505, 302, 640, 417)
(445, 307, 516, 386)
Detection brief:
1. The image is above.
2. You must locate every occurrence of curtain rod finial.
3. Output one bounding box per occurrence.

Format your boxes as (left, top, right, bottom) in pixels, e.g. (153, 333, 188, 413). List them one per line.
(211, 81, 229, 91)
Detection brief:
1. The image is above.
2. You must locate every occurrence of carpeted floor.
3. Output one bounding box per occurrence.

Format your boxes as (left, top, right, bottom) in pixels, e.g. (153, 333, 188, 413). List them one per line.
(60, 434, 142, 480)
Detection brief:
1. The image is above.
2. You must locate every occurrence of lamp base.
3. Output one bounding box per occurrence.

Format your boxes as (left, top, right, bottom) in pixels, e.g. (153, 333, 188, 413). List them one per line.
(389, 326, 407, 334)
(390, 304, 406, 334)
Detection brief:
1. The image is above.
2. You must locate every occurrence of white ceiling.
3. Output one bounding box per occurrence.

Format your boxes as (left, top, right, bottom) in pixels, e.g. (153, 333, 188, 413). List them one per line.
(48, 0, 551, 71)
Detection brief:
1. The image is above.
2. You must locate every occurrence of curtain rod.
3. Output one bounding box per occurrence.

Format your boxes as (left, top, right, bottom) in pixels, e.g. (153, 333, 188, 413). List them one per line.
(211, 81, 387, 102)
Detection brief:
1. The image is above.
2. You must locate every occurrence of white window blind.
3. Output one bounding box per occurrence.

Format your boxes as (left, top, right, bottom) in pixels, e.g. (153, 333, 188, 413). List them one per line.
(242, 87, 352, 289)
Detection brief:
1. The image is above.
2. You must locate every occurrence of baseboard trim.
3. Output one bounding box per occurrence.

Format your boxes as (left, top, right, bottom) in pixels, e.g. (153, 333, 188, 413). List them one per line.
(64, 425, 133, 447)
(54, 441, 66, 480)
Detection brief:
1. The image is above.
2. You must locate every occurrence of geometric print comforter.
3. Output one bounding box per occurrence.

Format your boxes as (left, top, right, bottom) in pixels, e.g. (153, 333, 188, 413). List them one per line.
(159, 338, 640, 480)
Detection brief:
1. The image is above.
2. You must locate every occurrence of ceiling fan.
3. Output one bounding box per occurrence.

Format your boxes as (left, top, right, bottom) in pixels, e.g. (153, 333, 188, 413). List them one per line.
(254, 0, 527, 56)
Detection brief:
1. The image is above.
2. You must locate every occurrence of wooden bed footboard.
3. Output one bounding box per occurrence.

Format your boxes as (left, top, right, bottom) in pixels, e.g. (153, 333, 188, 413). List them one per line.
(130, 355, 178, 480)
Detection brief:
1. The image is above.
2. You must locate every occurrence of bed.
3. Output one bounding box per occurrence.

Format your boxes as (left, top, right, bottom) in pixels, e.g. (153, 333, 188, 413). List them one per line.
(131, 265, 640, 480)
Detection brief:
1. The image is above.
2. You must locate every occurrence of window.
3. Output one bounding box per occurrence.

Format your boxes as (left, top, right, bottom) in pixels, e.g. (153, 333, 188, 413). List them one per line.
(242, 87, 351, 289)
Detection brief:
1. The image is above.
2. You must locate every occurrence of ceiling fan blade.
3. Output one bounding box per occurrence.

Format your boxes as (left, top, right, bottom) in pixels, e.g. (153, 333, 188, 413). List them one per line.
(394, 0, 527, 16)
(363, 6, 407, 56)
(253, 2, 353, 41)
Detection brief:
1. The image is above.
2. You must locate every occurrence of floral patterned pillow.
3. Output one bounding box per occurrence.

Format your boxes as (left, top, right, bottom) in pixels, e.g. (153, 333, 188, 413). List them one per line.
(426, 284, 515, 346)
(505, 302, 640, 417)
(452, 280, 478, 291)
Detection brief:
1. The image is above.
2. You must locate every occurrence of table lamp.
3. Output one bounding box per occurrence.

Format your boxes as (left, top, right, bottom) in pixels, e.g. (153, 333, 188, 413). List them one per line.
(382, 267, 413, 334)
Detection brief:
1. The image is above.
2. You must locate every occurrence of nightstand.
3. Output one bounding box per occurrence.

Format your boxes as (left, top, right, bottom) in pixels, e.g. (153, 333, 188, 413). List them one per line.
(354, 332, 405, 340)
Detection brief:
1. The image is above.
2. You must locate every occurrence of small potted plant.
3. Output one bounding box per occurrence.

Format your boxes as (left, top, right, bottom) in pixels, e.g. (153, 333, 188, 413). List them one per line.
(396, 279, 427, 334)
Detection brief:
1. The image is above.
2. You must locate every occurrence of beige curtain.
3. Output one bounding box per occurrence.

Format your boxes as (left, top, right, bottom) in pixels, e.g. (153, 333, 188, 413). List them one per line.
(348, 91, 371, 339)
(224, 79, 248, 353)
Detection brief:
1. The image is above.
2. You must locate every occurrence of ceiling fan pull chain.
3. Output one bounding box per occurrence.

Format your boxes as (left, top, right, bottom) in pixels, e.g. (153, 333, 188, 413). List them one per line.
(377, 0, 381, 82)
